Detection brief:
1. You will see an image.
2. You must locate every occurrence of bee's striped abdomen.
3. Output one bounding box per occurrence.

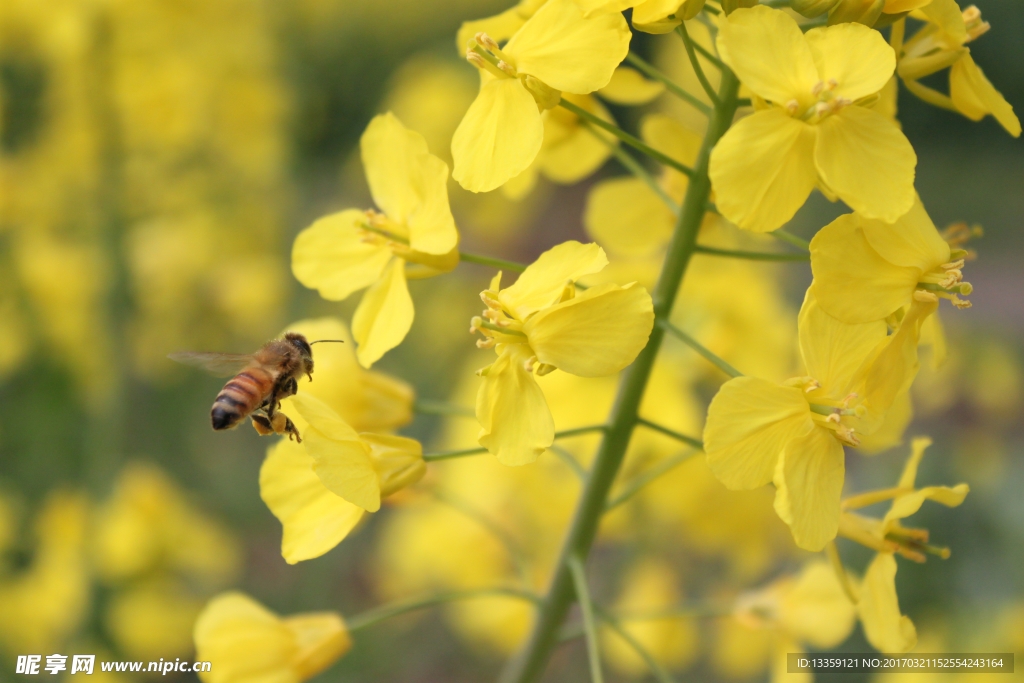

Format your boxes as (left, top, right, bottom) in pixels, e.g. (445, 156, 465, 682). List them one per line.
(211, 368, 273, 430)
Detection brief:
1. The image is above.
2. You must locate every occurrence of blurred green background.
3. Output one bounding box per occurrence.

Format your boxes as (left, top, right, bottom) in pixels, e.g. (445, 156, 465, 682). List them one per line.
(0, 0, 1021, 680)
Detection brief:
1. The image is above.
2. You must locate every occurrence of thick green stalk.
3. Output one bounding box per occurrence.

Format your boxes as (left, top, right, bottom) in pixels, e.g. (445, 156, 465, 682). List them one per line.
(499, 68, 741, 683)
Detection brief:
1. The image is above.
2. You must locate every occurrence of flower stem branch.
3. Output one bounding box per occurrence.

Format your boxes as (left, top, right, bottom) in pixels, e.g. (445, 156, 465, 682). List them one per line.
(413, 398, 475, 418)
(460, 251, 528, 272)
(677, 22, 721, 106)
(694, 244, 810, 261)
(771, 228, 811, 251)
(423, 426, 608, 462)
(347, 587, 542, 632)
(625, 52, 713, 116)
(658, 318, 743, 378)
(568, 555, 604, 683)
(592, 604, 678, 683)
(558, 98, 695, 178)
(636, 418, 704, 449)
(499, 67, 741, 683)
(587, 122, 680, 215)
(605, 448, 699, 512)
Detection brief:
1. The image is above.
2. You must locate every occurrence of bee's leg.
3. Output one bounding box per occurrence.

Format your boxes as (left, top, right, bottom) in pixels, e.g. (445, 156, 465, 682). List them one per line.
(278, 377, 298, 400)
(270, 411, 302, 443)
(251, 413, 275, 436)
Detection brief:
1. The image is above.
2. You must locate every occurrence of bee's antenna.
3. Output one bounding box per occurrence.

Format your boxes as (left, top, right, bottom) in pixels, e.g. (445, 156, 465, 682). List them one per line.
(309, 339, 345, 344)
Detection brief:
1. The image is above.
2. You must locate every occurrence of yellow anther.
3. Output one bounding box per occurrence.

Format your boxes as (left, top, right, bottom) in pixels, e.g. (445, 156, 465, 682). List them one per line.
(812, 80, 826, 96)
(804, 379, 820, 393)
(785, 99, 800, 115)
(914, 289, 940, 303)
(475, 32, 500, 52)
(496, 60, 517, 77)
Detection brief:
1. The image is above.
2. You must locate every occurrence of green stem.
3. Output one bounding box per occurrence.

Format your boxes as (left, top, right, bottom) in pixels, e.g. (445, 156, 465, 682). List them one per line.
(460, 251, 527, 272)
(593, 605, 678, 683)
(413, 399, 475, 418)
(691, 39, 725, 71)
(568, 556, 604, 683)
(771, 228, 811, 251)
(590, 123, 680, 216)
(558, 98, 695, 178)
(636, 418, 703, 449)
(605, 449, 699, 512)
(625, 52, 712, 116)
(694, 244, 810, 261)
(549, 444, 587, 481)
(658, 319, 743, 378)
(347, 587, 541, 632)
(499, 68, 741, 683)
(677, 23, 721, 106)
(423, 426, 608, 462)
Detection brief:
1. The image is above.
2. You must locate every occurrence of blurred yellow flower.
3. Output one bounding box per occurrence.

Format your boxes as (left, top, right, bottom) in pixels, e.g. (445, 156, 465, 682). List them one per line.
(598, 66, 666, 105)
(472, 242, 653, 465)
(0, 491, 90, 655)
(839, 437, 968, 652)
(574, 0, 707, 33)
(811, 198, 972, 324)
(709, 6, 916, 232)
(714, 561, 855, 682)
(704, 293, 934, 550)
(293, 112, 459, 367)
(452, 0, 630, 192)
(93, 462, 240, 587)
(602, 560, 698, 676)
(194, 592, 350, 683)
(105, 577, 203, 661)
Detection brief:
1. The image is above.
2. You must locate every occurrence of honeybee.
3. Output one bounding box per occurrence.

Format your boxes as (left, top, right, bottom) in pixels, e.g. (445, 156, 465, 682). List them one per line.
(169, 333, 343, 443)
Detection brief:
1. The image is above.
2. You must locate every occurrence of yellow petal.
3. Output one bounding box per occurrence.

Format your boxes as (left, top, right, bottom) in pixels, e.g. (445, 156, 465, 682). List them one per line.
(584, 177, 675, 257)
(632, 0, 691, 34)
(572, 0, 638, 17)
(452, 78, 544, 193)
(798, 290, 887, 393)
(260, 440, 364, 564)
(809, 213, 921, 324)
(918, 0, 967, 45)
(456, 6, 531, 54)
(289, 394, 381, 513)
(360, 112, 458, 255)
(860, 198, 950, 272)
(773, 425, 845, 551)
(778, 561, 856, 648)
(803, 23, 895, 102)
(857, 390, 912, 453)
(716, 6, 818, 104)
(814, 106, 916, 222)
(854, 298, 936, 433)
(476, 344, 555, 466)
(858, 553, 917, 653)
(292, 210, 391, 301)
(709, 109, 818, 232)
(538, 94, 616, 183)
(524, 283, 654, 377)
(598, 66, 666, 104)
(352, 259, 414, 368)
(950, 54, 1021, 137)
(193, 592, 296, 683)
(288, 393, 361, 443)
(703, 376, 814, 490)
(283, 613, 352, 681)
(883, 0, 930, 12)
(499, 241, 608, 319)
(506, 0, 631, 93)
(640, 113, 702, 169)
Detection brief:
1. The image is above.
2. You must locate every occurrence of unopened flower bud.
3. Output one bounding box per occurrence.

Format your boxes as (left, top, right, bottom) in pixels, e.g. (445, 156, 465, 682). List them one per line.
(721, 0, 757, 13)
(791, 0, 840, 18)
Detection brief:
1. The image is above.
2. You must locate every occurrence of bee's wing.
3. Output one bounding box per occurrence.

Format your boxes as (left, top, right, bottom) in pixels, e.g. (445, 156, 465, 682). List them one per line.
(167, 352, 256, 377)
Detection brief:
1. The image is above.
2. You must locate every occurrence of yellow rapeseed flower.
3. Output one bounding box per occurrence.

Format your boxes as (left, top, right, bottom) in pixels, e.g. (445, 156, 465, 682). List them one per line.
(471, 241, 654, 465)
(709, 6, 917, 232)
(194, 592, 350, 683)
(839, 437, 968, 652)
(292, 112, 459, 367)
(898, 0, 1020, 137)
(810, 198, 972, 324)
(572, 0, 707, 33)
(451, 0, 630, 192)
(703, 292, 934, 550)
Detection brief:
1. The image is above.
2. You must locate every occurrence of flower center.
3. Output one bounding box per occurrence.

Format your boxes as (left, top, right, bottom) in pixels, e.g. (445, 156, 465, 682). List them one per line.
(914, 253, 972, 309)
(471, 288, 528, 350)
(792, 377, 864, 446)
(785, 79, 851, 122)
(465, 33, 517, 80)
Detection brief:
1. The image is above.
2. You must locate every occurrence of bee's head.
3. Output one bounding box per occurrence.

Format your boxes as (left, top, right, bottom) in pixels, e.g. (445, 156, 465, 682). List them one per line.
(284, 332, 315, 376)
